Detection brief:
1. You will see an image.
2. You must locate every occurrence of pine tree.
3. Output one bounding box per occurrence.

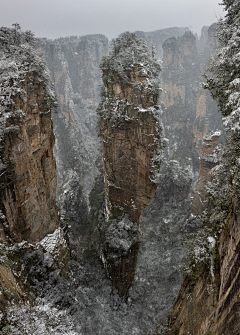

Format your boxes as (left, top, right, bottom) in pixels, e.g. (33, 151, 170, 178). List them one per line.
(0, 25, 57, 115)
(203, 0, 240, 227)
(97, 32, 161, 121)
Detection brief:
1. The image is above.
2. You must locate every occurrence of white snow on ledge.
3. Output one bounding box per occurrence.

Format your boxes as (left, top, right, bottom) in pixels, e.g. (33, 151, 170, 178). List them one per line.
(7, 299, 81, 335)
(203, 130, 221, 141)
(38, 228, 67, 257)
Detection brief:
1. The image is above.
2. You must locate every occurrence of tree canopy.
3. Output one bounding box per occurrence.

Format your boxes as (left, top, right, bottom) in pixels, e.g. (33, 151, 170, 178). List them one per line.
(203, 0, 240, 228)
(0, 24, 57, 115)
(100, 32, 161, 85)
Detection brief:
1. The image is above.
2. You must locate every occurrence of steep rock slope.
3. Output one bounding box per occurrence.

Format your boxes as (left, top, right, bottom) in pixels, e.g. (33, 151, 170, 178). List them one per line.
(161, 28, 223, 172)
(98, 32, 164, 296)
(134, 27, 190, 58)
(0, 27, 59, 243)
(37, 35, 108, 200)
(0, 26, 77, 334)
(167, 3, 240, 333)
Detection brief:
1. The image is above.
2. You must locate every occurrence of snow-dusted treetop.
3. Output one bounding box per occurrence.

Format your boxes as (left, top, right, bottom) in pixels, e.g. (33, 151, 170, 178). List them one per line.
(203, 0, 240, 228)
(204, 0, 240, 119)
(100, 32, 161, 85)
(0, 24, 57, 115)
(97, 32, 162, 123)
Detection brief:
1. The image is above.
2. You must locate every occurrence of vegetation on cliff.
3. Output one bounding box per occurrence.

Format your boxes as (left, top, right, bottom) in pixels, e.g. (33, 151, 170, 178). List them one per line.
(0, 24, 57, 116)
(183, 0, 240, 277)
(203, 0, 240, 229)
(100, 32, 161, 86)
(0, 25, 58, 202)
(97, 32, 162, 123)
(97, 32, 166, 296)
(166, 3, 240, 334)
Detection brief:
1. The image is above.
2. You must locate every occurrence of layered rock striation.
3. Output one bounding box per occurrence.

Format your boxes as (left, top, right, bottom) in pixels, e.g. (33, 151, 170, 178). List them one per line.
(97, 32, 164, 296)
(0, 26, 59, 243)
(0, 27, 76, 334)
(134, 27, 190, 59)
(190, 131, 220, 216)
(166, 14, 240, 334)
(161, 27, 223, 173)
(37, 35, 108, 201)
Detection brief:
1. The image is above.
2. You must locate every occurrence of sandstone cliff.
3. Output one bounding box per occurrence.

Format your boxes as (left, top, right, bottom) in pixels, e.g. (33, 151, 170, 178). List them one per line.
(0, 26, 75, 334)
(134, 27, 190, 59)
(37, 35, 108, 201)
(161, 28, 223, 173)
(0, 27, 59, 243)
(98, 32, 164, 296)
(190, 131, 220, 216)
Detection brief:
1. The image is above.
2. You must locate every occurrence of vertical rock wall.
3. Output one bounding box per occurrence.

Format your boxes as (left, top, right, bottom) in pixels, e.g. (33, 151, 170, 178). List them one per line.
(161, 29, 223, 173)
(101, 67, 160, 224)
(0, 73, 59, 243)
(98, 33, 163, 296)
(0, 27, 59, 244)
(37, 35, 108, 200)
(190, 131, 220, 216)
(134, 27, 190, 58)
(100, 69, 161, 296)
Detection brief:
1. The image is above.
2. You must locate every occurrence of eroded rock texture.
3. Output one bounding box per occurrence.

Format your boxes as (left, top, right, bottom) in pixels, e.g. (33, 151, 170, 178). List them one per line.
(191, 131, 220, 215)
(161, 27, 223, 173)
(167, 202, 240, 335)
(37, 35, 108, 200)
(134, 27, 190, 58)
(101, 67, 160, 224)
(1, 73, 59, 243)
(98, 33, 163, 296)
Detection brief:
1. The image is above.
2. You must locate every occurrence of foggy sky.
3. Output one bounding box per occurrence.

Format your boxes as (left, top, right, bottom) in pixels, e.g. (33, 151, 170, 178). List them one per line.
(1, 0, 224, 40)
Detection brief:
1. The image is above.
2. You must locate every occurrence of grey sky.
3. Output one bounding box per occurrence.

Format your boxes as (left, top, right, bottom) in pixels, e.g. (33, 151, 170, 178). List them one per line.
(1, 0, 224, 40)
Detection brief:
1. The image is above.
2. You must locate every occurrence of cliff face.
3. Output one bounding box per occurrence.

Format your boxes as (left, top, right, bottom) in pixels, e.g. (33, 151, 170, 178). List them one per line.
(37, 35, 108, 201)
(0, 73, 58, 243)
(190, 131, 220, 216)
(167, 204, 240, 335)
(100, 69, 160, 296)
(0, 27, 76, 334)
(134, 27, 190, 59)
(101, 67, 160, 224)
(161, 29, 223, 172)
(0, 29, 59, 244)
(98, 33, 163, 296)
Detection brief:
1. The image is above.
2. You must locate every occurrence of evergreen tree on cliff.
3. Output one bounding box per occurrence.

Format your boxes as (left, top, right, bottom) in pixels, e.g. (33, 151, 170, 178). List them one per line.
(0, 24, 57, 116)
(204, 1, 240, 225)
